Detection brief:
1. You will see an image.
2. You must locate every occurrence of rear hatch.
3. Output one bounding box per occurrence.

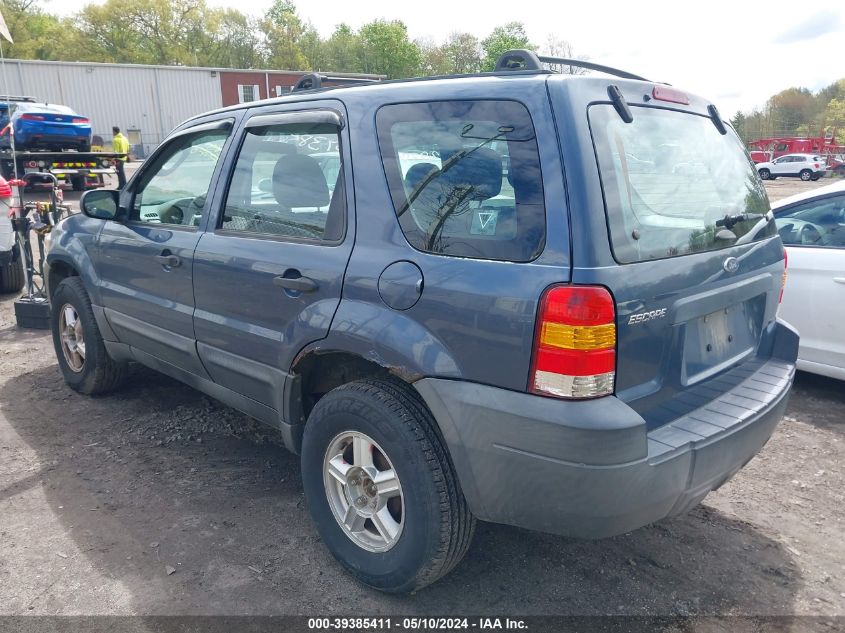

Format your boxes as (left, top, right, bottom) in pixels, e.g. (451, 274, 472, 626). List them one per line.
(558, 82, 785, 429)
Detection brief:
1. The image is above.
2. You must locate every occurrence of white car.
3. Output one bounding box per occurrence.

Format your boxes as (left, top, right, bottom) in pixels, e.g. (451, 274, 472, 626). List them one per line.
(757, 153, 827, 181)
(773, 179, 845, 380)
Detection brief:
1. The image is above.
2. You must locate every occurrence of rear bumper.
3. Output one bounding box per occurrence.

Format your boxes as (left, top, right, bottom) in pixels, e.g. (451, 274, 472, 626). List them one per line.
(415, 320, 798, 538)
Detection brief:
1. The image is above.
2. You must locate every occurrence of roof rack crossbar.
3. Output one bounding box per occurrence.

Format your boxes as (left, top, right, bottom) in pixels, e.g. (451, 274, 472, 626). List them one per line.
(292, 73, 380, 93)
(493, 49, 650, 82)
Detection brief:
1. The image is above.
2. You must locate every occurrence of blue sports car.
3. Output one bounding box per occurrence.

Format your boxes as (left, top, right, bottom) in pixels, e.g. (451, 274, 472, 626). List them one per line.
(0, 101, 92, 152)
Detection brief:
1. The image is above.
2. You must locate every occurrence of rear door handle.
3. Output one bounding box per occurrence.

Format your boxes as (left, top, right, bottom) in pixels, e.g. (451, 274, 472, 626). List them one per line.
(154, 254, 181, 268)
(834, 277, 845, 285)
(273, 275, 318, 292)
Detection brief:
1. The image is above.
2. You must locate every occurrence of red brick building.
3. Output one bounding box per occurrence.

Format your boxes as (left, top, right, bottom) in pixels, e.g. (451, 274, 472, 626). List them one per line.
(218, 69, 382, 106)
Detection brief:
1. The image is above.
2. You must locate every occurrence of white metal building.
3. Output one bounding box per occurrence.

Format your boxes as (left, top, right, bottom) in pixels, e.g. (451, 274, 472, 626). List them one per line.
(0, 59, 378, 157)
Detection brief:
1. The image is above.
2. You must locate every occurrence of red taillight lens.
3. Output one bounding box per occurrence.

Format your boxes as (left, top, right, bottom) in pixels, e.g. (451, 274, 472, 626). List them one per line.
(20, 113, 45, 121)
(814, 163, 820, 169)
(780, 250, 788, 304)
(72, 117, 89, 124)
(530, 285, 617, 399)
(652, 86, 689, 105)
(0, 177, 11, 199)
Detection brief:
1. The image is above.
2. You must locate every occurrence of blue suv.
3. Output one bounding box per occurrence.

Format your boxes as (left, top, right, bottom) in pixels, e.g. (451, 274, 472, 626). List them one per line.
(46, 51, 798, 593)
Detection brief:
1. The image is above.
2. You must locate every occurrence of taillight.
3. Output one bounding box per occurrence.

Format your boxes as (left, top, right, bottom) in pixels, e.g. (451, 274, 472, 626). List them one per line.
(780, 250, 788, 304)
(530, 285, 617, 399)
(20, 113, 45, 121)
(72, 117, 89, 124)
(651, 86, 689, 105)
(814, 163, 820, 169)
(0, 177, 11, 199)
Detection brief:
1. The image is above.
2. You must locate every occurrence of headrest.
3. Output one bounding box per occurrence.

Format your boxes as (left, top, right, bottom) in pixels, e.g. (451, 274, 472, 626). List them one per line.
(441, 148, 502, 201)
(404, 162, 440, 191)
(272, 155, 329, 209)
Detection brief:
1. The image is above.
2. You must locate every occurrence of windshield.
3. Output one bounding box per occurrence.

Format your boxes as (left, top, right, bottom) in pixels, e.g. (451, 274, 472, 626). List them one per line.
(589, 105, 776, 263)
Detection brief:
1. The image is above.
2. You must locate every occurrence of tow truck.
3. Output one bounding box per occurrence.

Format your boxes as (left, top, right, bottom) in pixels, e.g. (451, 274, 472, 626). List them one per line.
(0, 95, 121, 190)
(0, 148, 122, 191)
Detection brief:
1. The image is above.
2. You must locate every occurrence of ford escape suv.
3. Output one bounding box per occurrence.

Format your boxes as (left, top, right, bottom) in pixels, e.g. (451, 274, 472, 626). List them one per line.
(45, 51, 798, 593)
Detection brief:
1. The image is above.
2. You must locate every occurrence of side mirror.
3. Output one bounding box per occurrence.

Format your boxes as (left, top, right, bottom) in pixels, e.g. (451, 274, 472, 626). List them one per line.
(257, 178, 273, 194)
(80, 189, 120, 220)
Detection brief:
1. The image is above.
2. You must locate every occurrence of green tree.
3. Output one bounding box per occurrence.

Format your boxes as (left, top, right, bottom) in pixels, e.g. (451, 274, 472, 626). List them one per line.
(480, 22, 533, 71)
(324, 23, 362, 73)
(299, 22, 326, 71)
(358, 20, 420, 79)
(260, 0, 307, 70)
(74, 0, 217, 65)
(441, 32, 482, 74)
(731, 111, 747, 142)
(823, 97, 845, 143)
(765, 87, 815, 136)
(204, 8, 262, 68)
(0, 0, 67, 60)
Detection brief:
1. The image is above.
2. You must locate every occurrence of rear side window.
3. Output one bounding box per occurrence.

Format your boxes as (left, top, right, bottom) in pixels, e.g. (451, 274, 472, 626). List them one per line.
(590, 105, 775, 263)
(376, 100, 545, 262)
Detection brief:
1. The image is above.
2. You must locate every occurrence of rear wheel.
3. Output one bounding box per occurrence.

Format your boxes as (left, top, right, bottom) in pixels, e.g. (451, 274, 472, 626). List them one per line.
(758, 168, 771, 180)
(800, 169, 812, 181)
(0, 251, 24, 293)
(301, 378, 475, 593)
(50, 277, 127, 394)
(810, 174, 820, 181)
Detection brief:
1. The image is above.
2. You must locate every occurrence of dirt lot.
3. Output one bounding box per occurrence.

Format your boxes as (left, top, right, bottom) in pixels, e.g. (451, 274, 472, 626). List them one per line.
(0, 178, 843, 618)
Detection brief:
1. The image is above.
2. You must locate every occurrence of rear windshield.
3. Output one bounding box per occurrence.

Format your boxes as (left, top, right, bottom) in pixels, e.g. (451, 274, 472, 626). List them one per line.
(376, 100, 545, 262)
(590, 105, 776, 263)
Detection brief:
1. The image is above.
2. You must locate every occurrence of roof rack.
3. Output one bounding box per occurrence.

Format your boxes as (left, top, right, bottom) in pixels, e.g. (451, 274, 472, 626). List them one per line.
(493, 49, 649, 82)
(292, 73, 380, 92)
(0, 96, 37, 103)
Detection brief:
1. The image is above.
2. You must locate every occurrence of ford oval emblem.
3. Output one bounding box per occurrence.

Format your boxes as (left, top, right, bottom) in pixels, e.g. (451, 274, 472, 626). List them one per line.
(723, 257, 739, 273)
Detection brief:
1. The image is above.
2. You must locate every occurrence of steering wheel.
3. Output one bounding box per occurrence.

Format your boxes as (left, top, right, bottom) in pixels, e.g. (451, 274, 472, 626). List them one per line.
(798, 221, 824, 245)
(158, 202, 185, 225)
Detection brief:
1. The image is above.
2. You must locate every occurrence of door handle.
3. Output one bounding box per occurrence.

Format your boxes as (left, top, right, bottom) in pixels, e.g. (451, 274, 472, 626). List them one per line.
(273, 275, 318, 293)
(834, 277, 845, 285)
(154, 254, 181, 268)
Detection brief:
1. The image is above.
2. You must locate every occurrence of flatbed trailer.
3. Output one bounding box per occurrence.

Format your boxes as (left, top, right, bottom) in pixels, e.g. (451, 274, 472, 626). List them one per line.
(0, 149, 122, 191)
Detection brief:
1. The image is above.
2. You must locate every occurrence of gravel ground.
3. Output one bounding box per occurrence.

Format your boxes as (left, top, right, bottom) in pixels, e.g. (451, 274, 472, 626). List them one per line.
(0, 177, 842, 619)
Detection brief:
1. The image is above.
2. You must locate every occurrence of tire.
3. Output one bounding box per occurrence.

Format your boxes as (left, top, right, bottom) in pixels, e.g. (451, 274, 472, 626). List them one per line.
(810, 175, 820, 181)
(0, 251, 24, 293)
(70, 175, 86, 191)
(800, 169, 812, 181)
(758, 168, 771, 180)
(301, 378, 475, 593)
(50, 277, 127, 394)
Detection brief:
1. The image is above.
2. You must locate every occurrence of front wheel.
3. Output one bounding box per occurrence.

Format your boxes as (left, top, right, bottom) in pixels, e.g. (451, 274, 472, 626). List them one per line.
(758, 168, 771, 180)
(50, 277, 127, 394)
(301, 379, 475, 593)
(800, 169, 812, 181)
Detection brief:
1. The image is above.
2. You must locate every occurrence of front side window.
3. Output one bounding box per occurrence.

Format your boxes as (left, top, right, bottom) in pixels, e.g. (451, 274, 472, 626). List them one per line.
(376, 100, 545, 262)
(131, 126, 229, 226)
(590, 105, 776, 263)
(775, 194, 845, 248)
(221, 120, 344, 241)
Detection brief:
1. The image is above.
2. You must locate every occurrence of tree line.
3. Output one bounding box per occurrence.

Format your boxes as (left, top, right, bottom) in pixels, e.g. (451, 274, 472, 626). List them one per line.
(0, 0, 585, 79)
(731, 80, 845, 144)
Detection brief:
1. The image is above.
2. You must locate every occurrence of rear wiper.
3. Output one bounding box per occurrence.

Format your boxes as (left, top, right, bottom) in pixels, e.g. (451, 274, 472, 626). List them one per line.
(715, 211, 770, 230)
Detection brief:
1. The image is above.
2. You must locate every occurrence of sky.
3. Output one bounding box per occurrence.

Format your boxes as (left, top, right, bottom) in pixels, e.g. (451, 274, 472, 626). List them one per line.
(45, 0, 844, 118)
